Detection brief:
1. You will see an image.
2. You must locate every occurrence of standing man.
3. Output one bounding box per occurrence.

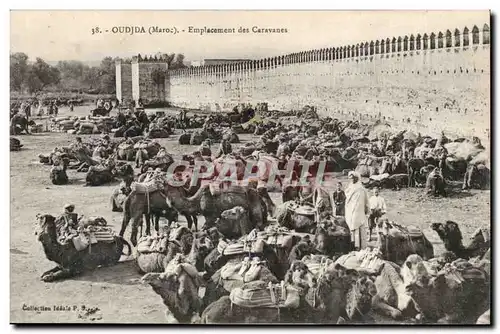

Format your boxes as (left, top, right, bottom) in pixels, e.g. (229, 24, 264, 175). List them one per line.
(368, 187, 387, 240)
(332, 181, 346, 216)
(344, 171, 370, 250)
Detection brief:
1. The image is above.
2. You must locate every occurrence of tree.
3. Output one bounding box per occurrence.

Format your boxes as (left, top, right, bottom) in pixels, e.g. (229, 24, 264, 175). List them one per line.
(10, 52, 29, 91)
(170, 53, 187, 70)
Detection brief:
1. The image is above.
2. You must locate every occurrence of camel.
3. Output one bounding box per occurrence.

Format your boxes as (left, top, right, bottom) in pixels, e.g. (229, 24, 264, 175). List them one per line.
(165, 183, 267, 231)
(355, 155, 390, 178)
(462, 164, 490, 190)
(85, 157, 117, 186)
(370, 261, 422, 320)
(10, 137, 23, 151)
(120, 184, 199, 246)
(141, 254, 206, 324)
(202, 256, 280, 310)
(407, 158, 426, 187)
(215, 206, 255, 239)
(134, 141, 162, 168)
(275, 201, 316, 234)
(431, 221, 490, 260)
(136, 229, 212, 274)
(116, 141, 137, 161)
(405, 259, 490, 324)
(376, 219, 434, 265)
(314, 213, 352, 256)
(307, 262, 378, 324)
(10, 114, 32, 135)
(50, 164, 69, 185)
(35, 214, 132, 282)
(200, 262, 318, 324)
(425, 168, 447, 197)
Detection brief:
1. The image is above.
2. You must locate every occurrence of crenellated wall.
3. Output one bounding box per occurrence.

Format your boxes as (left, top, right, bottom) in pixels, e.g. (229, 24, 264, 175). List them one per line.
(116, 24, 490, 139)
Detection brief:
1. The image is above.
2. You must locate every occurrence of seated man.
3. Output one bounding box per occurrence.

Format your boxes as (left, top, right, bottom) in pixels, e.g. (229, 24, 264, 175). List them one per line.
(92, 144, 108, 164)
(198, 140, 212, 157)
(55, 204, 79, 243)
(216, 138, 232, 158)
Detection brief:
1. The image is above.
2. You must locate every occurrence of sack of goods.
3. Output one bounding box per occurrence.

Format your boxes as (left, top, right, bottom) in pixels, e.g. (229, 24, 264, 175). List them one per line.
(229, 280, 300, 309)
(137, 234, 170, 254)
(334, 248, 385, 275)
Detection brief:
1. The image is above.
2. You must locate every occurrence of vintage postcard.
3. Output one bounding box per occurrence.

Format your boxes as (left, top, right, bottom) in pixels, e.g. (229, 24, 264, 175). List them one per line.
(10, 10, 491, 324)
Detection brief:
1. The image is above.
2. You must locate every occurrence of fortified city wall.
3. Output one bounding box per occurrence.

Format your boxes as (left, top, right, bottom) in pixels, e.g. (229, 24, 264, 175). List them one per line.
(116, 24, 490, 141)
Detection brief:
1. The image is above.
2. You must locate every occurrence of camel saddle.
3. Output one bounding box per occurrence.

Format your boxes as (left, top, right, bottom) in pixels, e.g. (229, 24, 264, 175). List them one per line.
(286, 201, 316, 217)
(256, 226, 294, 249)
(383, 222, 424, 239)
(137, 234, 173, 254)
(217, 233, 265, 256)
(70, 225, 116, 251)
(229, 281, 301, 309)
(130, 179, 164, 194)
(438, 259, 487, 284)
(209, 182, 247, 196)
(88, 164, 109, 173)
(134, 141, 155, 150)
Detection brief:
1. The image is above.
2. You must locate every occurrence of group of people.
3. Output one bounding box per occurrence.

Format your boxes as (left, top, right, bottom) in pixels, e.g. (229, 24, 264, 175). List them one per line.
(332, 172, 387, 250)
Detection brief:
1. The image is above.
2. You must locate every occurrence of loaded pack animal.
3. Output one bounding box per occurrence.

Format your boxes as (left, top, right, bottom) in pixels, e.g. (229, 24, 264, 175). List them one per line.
(35, 214, 131, 282)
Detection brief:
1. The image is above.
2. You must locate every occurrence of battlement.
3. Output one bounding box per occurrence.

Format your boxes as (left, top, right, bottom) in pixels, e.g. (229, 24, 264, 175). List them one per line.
(131, 54, 170, 63)
(168, 23, 490, 77)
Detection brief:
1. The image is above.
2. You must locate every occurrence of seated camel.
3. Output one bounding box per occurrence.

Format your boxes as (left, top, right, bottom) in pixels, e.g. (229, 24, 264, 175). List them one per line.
(307, 261, 378, 324)
(141, 254, 206, 324)
(431, 221, 490, 260)
(376, 219, 434, 265)
(35, 214, 131, 282)
(85, 155, 117, 186)
(136, 229, 212, 274)
(200, 261, 318, 324)
(10, 137, 23, 151)
(404, 256, 490, 324)
(463, 163, 490, 190)
(50, 164, 69, 185)
(215, 206, 254, 240)
(314, 213, 352, 257)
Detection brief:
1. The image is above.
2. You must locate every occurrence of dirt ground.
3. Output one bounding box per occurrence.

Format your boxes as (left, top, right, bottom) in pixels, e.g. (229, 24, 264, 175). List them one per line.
(10, 106, 491, 323)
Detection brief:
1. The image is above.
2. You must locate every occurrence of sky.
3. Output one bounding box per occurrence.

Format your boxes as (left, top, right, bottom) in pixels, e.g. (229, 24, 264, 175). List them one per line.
(10, 10, 490, 64)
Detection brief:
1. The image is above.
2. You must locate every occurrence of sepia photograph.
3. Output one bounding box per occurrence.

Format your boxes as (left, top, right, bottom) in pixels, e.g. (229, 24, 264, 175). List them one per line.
(9, 10, 491, 325)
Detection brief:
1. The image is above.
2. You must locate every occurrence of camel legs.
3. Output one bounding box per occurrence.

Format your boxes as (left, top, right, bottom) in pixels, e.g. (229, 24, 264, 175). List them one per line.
(144, 214, 152, 236)
(41, 266, 78, 282)
(154, 215, 160, 234)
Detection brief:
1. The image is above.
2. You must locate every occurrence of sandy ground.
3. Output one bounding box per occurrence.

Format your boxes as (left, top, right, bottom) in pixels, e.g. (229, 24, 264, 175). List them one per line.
(10, 106, 490, 324)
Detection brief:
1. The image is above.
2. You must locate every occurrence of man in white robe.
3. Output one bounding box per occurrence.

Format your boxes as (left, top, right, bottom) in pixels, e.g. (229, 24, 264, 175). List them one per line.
(344, 171, 370, 250)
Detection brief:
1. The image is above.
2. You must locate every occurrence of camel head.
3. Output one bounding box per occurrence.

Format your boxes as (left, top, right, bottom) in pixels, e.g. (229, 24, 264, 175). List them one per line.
(34, 214, 57, 242)
(288, 237, 317, 263)
(468, 227, 490, 252)
(142, 255, 203, 322)
(431, 221, 463, 251)
(346, 274, 378, 320)
(401, 254, 430, 287)
(190, 234, 214, 258)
